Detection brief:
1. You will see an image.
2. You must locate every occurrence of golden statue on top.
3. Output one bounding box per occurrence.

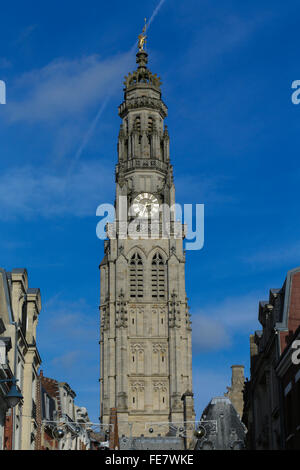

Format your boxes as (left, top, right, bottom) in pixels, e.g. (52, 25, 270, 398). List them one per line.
(138, 18, 147, 51)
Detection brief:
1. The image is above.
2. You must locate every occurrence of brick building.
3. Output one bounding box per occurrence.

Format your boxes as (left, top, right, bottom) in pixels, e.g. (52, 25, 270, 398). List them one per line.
(244, 266, 300, 449)
(35, 371, 59, 450)
(36, 371, 92, 450)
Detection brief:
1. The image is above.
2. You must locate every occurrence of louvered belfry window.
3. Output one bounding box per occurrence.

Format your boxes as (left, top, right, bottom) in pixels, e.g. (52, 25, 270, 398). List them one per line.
(129, 253, 144, 298)
(152, 253, 165, 299)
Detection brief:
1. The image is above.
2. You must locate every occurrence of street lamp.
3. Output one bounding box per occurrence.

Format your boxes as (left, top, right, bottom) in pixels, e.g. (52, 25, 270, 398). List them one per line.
(0, 377, 23, 408)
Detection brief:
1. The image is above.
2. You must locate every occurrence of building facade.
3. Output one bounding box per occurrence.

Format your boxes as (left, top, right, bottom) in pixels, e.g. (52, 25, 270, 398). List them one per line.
(0, 317, 13, 450)
(275, 325, 300, 449)
(0, 268, 41, 450)
(35, 372, 59, 450)
(99, 43, 195, 439)
(244, 266, 300, 449)
(36, 371, 92, 450)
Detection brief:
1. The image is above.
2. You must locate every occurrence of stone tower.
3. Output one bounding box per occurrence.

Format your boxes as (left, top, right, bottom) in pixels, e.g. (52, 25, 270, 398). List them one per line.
(99, 45, 195, 438)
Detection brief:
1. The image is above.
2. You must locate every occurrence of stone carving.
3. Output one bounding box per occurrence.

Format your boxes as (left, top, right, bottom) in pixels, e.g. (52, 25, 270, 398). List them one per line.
(168, 291, 181, 328)
(123, 71, 162, 90)
(185, 297, 192, 330)
(116, 158, 169, 175)
(119, 97, 167, 118)
(101, 306, 109, 331)
(104, 240, 110, 254)
(116, 290, 128, 328)
(130, 381, 145, 392)
(131, 343, 145, 353)
(152, 343, 167, 353)
(153, 381, 167, 392)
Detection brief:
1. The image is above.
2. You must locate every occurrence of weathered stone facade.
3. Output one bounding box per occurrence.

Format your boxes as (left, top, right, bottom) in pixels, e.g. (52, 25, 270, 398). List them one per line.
(100, 49, 195, 438)
(0, 268, 41, 450)
(224, 365, 245, 418)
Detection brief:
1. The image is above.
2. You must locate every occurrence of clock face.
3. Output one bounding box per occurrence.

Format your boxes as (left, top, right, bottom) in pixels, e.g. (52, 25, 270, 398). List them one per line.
(132, 193, 159, 218)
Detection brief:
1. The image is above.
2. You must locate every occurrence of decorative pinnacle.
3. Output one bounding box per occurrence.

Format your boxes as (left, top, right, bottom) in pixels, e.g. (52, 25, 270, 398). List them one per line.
(136, 50, 148, 69)
(123, 21, 162, 90)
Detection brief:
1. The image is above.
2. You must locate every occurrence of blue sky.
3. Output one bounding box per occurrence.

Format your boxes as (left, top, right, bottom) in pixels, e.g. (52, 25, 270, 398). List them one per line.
(1, 0, 300, 423)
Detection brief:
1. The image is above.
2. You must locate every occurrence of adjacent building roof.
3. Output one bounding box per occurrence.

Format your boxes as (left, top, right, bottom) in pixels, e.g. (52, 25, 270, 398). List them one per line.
(198, 397, 247, 450)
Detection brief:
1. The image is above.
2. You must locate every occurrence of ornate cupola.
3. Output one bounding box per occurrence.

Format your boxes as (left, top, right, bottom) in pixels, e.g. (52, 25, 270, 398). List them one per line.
(117, 49, 168, 164)
(123, 50, 163, 91)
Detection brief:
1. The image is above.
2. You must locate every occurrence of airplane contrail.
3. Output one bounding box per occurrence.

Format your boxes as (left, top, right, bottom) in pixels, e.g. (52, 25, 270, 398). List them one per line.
(66, 96, 110, 179)
(69, 0, 167, 175)
(130, 0, 166, 52)
(147, 0, 166, 28)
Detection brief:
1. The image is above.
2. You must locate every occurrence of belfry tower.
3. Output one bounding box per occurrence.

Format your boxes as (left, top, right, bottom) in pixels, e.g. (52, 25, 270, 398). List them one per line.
(99, 35, 195, 439)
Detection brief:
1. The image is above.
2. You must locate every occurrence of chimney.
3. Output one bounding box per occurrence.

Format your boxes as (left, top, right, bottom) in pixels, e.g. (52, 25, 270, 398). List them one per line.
(224, 365, 245, 418)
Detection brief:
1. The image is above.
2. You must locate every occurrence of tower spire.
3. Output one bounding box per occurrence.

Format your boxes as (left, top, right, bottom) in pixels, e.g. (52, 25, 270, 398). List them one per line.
(123, 21, 162, 91)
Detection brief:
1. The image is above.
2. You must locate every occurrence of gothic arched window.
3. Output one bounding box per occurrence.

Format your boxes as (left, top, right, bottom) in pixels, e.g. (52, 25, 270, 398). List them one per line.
(129, 253, 144, 298)
(151, 253, 166, 299)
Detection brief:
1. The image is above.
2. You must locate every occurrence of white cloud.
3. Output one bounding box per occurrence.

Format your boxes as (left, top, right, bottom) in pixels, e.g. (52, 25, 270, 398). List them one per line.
(192, 292, 261, 353)
(0, 160, 114, 219)
(241, 243, 300, 270)
(37, 296, 99, 373)
(183, 12, 269, 74)
(37, 295, 100, 420)
(175, 173, 235, 206)
(0, 49, 136, 166)
(0, 158, 237, 222)
(192, 314, 231, 351)
(6, 52, 132, 124)
(52, 351, 81, 369)
(42, 296, 97, 336)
